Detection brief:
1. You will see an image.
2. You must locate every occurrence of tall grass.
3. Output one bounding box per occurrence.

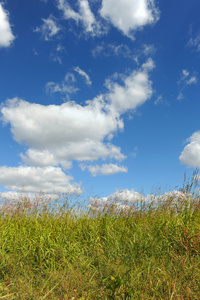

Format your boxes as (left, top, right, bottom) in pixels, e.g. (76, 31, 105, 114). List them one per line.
(0, 189, 199, 299)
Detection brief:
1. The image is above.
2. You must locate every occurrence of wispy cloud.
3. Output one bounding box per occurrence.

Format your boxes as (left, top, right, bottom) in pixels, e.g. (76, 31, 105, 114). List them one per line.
(92, 43, 156, 67)
(92, 43, 132, 58)
(177, 69, 198, 100)
(74, 66, 92, 85)
(50, 44, 66, 64)
(34, 15, 61, 41)
(154, 95, 169, 106)
(57, 0, 106, 36)
(46, 73, 79, 98)
(57, 0, 159, 39)
(0, 3, 15, 48)
(131, 146, 138, 158)
(187, 25, 200, 52)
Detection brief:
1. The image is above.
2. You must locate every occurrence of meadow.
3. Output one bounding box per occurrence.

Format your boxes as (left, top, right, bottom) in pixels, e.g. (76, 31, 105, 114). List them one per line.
(0, 178, 200, 299)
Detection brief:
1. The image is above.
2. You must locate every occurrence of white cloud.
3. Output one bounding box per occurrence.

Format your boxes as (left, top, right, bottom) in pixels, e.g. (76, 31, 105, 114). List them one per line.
(57, 0, 81, 22)
(74, 66, 92, 85)
(186, 76, 197, 85)
(58, 0, 159, 39)
(154, 95, 162, 105)
(107, 189, 144, 203)
(0, 191, 58, 204)
(100, 0, 159, 38)
(177, 92, 184, 101)
(50, 44, 66, 64)
(20, 149, 72, 170)
(0, 3, 15, 48)
(182, 69, 189, 78)
(89, 189, 144, 211)
(22, 141, 124, 166)
(92, 43, 132, 58)
(154, 95, 169, 106)
(80, 163, 128, 176)
(79, 0, 96, 33)
(1, 98, 111, 147)
(142, 44, 156, 56)
(34, 15, 61, 41)
(179, 131, 200, 167)
(46, 73, 79, 97)
(179, 69, 198, 85)
(33, 49, 39, 56)
(1, 97, 125, 167)
(105, 58, 155, 114)
(92, 43, 156, 67)
(131, 146, 138, 158)
(89, 189, 193, 212)
(187, 25, 200, 52)
(177, 69, 198, 100)
(98, 163, 127, 175)
(46, 68, 91, 96)
(0, 166, 82, 195)
(1, 60, 154, 171)
(57, 0, 106, 36)
(188, 34, 200, 52)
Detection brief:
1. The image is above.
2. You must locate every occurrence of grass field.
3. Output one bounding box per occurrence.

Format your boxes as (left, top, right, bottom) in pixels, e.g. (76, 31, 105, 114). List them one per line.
(0, 183, 200, 299)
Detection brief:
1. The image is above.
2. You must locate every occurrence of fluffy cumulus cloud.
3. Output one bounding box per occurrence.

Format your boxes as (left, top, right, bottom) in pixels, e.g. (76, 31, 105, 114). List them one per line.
(57, 0, 159, 38)
(0, 166, 82, 195)
(100, 0, 159, 38)
(0, 3, 15, 48)
(179, 131, 200, 167)
(80, 163, 128, 176)
(1, 61, 154, 169)
(1, 97, 124, 167)
(105, 58, 155, 114)
(34, 15, 61, 41)
(0, 60, 154, 199)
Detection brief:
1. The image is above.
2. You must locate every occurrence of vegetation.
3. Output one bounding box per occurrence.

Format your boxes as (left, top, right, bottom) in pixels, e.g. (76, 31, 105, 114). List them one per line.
(0, 177, 200, 299)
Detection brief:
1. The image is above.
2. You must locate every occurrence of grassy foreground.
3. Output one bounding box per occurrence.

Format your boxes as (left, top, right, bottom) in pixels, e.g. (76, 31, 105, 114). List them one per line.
(0, 193, 200, 299)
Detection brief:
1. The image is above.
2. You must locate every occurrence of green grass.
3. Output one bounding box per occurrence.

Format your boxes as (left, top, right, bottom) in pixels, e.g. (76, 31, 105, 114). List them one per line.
(0, 192, 199, 299)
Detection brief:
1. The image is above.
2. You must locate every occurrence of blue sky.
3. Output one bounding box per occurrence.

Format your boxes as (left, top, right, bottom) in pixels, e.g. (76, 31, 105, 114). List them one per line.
(1, 0, 200, 205)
